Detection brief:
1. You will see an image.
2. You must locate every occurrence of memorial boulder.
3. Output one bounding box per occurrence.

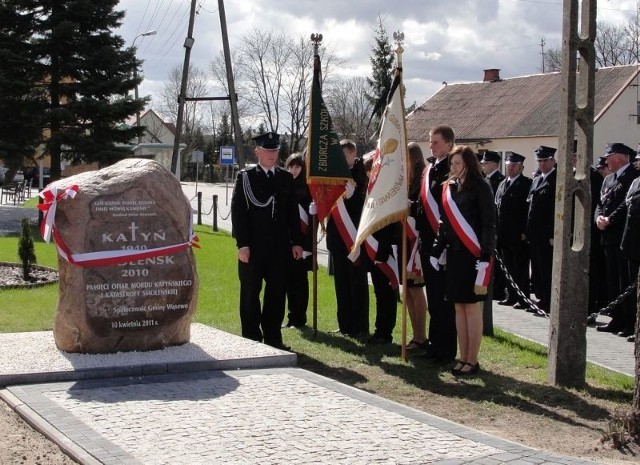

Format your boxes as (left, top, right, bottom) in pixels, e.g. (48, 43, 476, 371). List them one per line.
(43, 159, 198, 353)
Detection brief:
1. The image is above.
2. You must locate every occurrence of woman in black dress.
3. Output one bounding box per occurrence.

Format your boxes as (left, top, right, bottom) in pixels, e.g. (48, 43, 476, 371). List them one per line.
(430, 145, 496, 375)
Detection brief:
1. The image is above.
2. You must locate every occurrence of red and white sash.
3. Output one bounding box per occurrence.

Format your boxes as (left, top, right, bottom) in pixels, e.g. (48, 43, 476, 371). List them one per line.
(298, 204, 309, 235)
(364, 236, 400, 290)
(419, 164, 440, 234)
(406, 216, 422, 279)
(441, 182, 492, 293)
(330, 198, 360, 262)
(38, 185, 200, 268)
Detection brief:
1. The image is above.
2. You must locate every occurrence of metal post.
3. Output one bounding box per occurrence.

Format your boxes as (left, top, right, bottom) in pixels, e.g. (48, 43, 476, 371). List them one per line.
(171, 0, 198, 176)
(548, 0, 596, 387)
(213, 195, 218, 232)
(197, 191, 202, 226)
(132, 31, 156, 145)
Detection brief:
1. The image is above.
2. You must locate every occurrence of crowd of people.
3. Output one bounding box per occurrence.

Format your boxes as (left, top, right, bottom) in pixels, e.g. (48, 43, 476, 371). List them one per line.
(229, 127, 640, 375)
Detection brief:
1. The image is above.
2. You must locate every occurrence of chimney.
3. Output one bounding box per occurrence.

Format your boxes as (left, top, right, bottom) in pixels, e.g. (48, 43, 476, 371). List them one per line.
(483, 68, 501, 82)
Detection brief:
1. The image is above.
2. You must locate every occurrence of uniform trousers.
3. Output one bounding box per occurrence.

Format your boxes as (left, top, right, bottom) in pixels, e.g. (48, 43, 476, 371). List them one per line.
(332, 251, 369, 336)
(529, 241, 552, 311)
(369, 263, 397, 339)
(603, 245, 629, 331)
(238, 252, 288, 346)
(500, 242, 530, 302)
(424, 263, 457, 360)
(285, 257, 310, 327)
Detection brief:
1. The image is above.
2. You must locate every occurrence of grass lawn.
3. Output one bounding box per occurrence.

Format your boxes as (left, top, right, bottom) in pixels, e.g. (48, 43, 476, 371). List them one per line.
(0, 222, 637, 462)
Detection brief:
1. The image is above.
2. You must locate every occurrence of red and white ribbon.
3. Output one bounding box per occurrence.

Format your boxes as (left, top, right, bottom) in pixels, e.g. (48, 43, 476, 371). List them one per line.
(38, 185, 200, 268)
(38, 184, 79, 243)
(419, 165, 440, 234)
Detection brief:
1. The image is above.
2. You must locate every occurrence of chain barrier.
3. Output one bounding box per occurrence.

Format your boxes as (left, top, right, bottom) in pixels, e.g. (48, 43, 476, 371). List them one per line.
(587, 279, 638, 324)
(493, 252, 548, 318)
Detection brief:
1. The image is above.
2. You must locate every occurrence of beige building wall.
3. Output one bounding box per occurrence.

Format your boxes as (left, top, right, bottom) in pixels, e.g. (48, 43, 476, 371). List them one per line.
(594, 85, 640, 158)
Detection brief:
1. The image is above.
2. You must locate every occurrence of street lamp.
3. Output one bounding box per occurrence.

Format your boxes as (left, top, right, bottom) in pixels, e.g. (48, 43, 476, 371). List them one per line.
(133, 30, 157, 143)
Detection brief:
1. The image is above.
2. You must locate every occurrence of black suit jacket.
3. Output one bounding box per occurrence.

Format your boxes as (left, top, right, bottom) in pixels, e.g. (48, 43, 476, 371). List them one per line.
(495, 174, 532, 247)
(594, 164, 640, 246)
(432, 178, 497, 261)
(487, 170, 505, 196)
(526, 169, 556, 244)
(231, 165, 302, 257)
(417, 157, 450, 249)
(620, 177, 640, 262)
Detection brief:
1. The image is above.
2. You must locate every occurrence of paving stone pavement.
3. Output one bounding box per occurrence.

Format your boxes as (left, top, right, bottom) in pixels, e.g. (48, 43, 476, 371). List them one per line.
(3, 368, 598, 465)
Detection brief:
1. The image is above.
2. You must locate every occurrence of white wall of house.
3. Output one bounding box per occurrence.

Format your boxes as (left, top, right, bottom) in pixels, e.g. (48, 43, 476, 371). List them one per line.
(139, 111, 174, 145)
(594, 84, 640, 158)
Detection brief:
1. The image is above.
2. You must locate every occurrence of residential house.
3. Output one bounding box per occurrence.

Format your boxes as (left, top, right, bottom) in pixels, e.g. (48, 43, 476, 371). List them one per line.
(406, 65, 640, 176)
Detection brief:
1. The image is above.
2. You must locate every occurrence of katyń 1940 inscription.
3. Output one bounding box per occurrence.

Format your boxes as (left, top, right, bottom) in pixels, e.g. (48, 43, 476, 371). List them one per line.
(43, 159, 198, 353)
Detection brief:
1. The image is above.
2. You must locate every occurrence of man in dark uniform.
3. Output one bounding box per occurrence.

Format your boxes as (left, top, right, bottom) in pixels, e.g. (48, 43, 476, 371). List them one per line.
(325, 139, 370, 338)
(480, 150, 506, 300)
(595, 143, 640, 335)
(480, 150, 505, 195)
(415, 124, 456, 362)
(495, 152, 532, 307)
(525, 145, 557, 313)
(231, 132, 303, 350)
(619, 151, 640, 342)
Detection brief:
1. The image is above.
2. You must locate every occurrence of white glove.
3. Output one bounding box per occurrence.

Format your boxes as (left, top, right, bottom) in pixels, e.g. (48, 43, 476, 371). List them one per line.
(475, 260, 489, 272)
(344, 181, 355, 199)
(309, 201, 317, 215)
(429, 256, 439, 271)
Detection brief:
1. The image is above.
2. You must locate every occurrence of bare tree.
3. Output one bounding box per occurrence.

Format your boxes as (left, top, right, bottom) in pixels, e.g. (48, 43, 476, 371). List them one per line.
(209, 50, 251, 126)
(594, 21, 634, 67)
(158, 64, 209, 132)
(543, 47, 563, 73)
(326, 76, 375, 150)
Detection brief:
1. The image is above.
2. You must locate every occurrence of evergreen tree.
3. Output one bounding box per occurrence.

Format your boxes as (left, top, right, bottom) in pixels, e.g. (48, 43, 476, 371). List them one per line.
(18, 218, 36, 280)
(365, 16, 394, 132)
(0, 3, 46, 170)
(2, 0, 146, 181)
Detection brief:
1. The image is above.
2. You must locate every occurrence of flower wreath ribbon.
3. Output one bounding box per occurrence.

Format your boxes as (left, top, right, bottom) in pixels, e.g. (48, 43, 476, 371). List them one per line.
(38, 185, 200, 268)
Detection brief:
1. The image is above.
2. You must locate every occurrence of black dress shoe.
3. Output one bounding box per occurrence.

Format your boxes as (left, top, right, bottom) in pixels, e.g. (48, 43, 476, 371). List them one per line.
(596, 324, 620, 333)
(454, 362, 480, 376)
(498, 299, 517, 306)
(271, 343, 291, 351)
(627, 335, 635, 342)
(367, 334, 392, 345)
(513, 302, 527, 310)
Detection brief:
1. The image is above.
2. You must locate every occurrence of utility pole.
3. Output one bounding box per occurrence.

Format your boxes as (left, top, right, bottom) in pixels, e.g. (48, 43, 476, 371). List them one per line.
(548, 0, 596, 388)
(170, 0, 198, 177)
(218, 0, 245, 168)
(540, 38, 546, 73)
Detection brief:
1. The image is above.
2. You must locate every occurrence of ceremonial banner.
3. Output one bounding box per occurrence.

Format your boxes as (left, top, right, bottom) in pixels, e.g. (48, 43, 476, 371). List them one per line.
(306, 52, 351, 222)
(348, 68, 408, 260)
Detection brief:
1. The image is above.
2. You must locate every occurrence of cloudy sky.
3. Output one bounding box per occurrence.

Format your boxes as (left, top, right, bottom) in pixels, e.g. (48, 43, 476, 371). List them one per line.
(116, 0, 638, 126)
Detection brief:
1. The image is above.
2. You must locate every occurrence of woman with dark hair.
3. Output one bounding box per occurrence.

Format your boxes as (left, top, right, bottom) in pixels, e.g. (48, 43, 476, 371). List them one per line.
(405, 142, 428, 350)
(430, 145, 496, 375)
(283, 153, 313, 328)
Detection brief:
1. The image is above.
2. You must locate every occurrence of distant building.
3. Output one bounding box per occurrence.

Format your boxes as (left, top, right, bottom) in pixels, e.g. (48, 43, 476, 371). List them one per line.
(406, 65, 640, 175)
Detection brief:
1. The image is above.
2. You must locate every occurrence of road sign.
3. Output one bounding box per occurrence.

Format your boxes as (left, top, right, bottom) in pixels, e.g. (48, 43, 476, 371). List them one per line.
(220, 146, 235, 166)
(191, 150, 204, 163)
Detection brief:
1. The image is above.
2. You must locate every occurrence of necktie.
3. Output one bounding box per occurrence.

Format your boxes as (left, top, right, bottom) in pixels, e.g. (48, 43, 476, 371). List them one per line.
(267, 170, 274, 179)
(505, 179, 511, 189)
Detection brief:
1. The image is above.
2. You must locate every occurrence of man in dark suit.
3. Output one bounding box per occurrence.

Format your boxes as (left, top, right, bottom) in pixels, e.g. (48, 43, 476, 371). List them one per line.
(325, 139, 370, 338)
(525, 145, 557, 313)
(231, 132, 303, 350)
(480, 150, 505, 195)
(480, 150, 506, 300)
(495, 152, 532, 307)
(415, 124, 456, 362)
(595, 143, 640, 336)
(620, 154, 640, 342)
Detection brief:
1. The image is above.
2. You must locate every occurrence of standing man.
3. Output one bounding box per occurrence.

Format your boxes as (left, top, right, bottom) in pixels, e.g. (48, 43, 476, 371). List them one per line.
(480, 150, 505, 195)
(415, 124, 456, 363)
(495, 152, 532, 307)
(326, 139, 370, 338)
(231, 132, 303, 350)
(595, 143, 639, 335)
(525, 145, 557, 314)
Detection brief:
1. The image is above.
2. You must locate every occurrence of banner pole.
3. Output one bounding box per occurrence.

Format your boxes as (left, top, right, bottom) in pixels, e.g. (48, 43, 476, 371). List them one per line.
(312, 213, 318, 338)
(401, 220, 408, 361)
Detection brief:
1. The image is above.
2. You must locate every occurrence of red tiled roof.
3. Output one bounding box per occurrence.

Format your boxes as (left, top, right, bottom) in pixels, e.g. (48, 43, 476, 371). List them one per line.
(406, 65, 640, 142)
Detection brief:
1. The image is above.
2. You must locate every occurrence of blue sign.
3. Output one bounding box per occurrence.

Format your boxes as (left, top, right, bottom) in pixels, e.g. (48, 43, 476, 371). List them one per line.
(220, 146, 235, 166)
